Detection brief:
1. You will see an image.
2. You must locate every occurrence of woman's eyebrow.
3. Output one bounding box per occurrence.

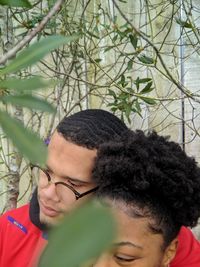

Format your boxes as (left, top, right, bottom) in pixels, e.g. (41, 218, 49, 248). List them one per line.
(113, 241, 143, 250)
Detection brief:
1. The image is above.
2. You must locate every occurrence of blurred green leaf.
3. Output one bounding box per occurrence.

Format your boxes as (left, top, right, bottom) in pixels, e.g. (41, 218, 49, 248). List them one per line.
(0, 77, 50, 92)
(112, 35, 118, 43)
(140, 82, 154, 94)
(0, 0, 32, 7)
(111, 106, 118, 112)
(1, 95, 56, 113)
(125, 104, 132, 123)
(134, 77, 152, 84)
(86, 31, 100, 39)
(0, 34, 79, 75)
(118, 92, 128, 100)
(94, 58, 102, 63)
(39, 201, 116, 267)
(135, 77, 140, 91)
(104, 46, 114, 52)
(0, 110, 47, 164)
(134, 77, 152, 91)
(47, 0, 55, 8)
(108, 89, 117, 99)
(135, 99, 142, 116)
(129, 34, 138, 49)
(127, 59, 133, 70)
(176, 18, 193, 29)
(118, 74, 128, 88)
(138, 55, 154, 65)
(139, 96, 156, 105)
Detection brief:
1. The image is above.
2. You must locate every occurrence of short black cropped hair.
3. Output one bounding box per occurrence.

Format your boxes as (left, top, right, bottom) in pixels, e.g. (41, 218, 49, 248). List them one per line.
(93, 130, 200, 246)
(56, 109, 127, 149)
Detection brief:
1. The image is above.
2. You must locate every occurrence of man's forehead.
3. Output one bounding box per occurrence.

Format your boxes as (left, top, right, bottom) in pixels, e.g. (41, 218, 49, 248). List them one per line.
(46, 132, 97, 183)
(48, 131, 63, 145)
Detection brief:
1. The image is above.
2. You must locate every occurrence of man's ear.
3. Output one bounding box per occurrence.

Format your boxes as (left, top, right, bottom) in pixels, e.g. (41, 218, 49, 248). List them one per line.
(162, 238, 178, 266)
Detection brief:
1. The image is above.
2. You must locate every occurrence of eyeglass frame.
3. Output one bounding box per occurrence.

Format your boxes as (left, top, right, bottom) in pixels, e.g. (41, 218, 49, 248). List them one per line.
(31, 164, 98, 200)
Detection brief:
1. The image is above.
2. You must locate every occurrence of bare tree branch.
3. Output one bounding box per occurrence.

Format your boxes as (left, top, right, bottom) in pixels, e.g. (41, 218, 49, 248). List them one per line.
(0, 0, 64, 65)
(111, 0, 199, 102)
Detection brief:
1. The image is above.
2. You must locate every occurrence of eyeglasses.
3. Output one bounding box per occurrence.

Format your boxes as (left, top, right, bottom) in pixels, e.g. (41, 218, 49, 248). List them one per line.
(31, 165, 98, 202)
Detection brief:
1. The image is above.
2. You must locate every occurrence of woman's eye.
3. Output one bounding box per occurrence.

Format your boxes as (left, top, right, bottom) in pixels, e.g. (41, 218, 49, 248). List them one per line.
(114, 255, 136, 262)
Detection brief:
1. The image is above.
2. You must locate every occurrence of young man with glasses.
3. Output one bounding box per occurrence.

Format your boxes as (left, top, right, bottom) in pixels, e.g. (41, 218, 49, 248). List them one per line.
(0, 109, 127, 267)
(0, 109, 199, 267)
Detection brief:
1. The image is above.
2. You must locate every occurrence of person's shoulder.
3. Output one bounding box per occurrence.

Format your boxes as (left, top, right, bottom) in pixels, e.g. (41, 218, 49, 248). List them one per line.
(178, 226, 200, 244)
(0, 204, 30, 230)
(170, 226, 200, 267)
(1, 204, 29, 219)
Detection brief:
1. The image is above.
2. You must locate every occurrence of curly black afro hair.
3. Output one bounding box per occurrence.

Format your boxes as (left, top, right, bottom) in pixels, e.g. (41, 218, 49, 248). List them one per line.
(92, 130, 200, 246)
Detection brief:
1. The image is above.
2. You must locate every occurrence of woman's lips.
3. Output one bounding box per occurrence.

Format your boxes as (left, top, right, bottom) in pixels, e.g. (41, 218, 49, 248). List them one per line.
(40, 201, 60, 217)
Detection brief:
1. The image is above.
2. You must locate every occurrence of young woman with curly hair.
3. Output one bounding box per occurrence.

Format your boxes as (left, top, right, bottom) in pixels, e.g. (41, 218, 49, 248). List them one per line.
(92, 130, 200, 267)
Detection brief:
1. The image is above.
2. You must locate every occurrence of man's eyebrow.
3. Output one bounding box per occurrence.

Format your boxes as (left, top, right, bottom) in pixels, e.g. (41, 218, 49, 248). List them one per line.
(113, 241, 143, 250)
(65, 177, 90, 185)
(46, 165, 91, 184)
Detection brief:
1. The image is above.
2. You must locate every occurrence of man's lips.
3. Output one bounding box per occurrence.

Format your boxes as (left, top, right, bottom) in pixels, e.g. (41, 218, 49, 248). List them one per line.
(40, 201, 60, 217)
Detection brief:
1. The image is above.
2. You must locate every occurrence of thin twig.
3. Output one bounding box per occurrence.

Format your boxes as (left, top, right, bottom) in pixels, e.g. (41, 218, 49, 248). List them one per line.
(111, 0, 200, 102)
(0, 0, 64, 65)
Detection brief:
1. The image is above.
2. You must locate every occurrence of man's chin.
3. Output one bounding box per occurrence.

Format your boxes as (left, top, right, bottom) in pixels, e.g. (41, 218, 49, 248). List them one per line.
(39, 212, 62, 227)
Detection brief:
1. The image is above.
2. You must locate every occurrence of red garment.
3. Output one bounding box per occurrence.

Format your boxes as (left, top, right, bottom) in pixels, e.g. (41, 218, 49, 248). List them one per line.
(170, 226, 200, 267)
(0, 204, 200, 267)
(0, 204, 47, 267)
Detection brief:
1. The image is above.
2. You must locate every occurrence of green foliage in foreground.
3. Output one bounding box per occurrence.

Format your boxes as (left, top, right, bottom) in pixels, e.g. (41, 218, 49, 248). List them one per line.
(0, 35, 79, 75)
(0, 0, 32, 8)
(0, 34, 79, 165)
(39, 201, 116, 267)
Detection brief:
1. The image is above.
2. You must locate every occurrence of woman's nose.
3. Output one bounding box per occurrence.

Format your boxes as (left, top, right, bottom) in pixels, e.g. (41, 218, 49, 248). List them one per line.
(92, 254, 111, 267)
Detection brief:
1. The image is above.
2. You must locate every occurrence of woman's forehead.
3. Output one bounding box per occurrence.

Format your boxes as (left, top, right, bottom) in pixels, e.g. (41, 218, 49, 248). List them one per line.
(111, 201, 164, 249)
(107, 198, 146, 219)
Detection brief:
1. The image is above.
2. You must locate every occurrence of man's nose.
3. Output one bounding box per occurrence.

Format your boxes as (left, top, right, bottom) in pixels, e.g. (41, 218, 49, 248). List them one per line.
(42, 181, 60, 202)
